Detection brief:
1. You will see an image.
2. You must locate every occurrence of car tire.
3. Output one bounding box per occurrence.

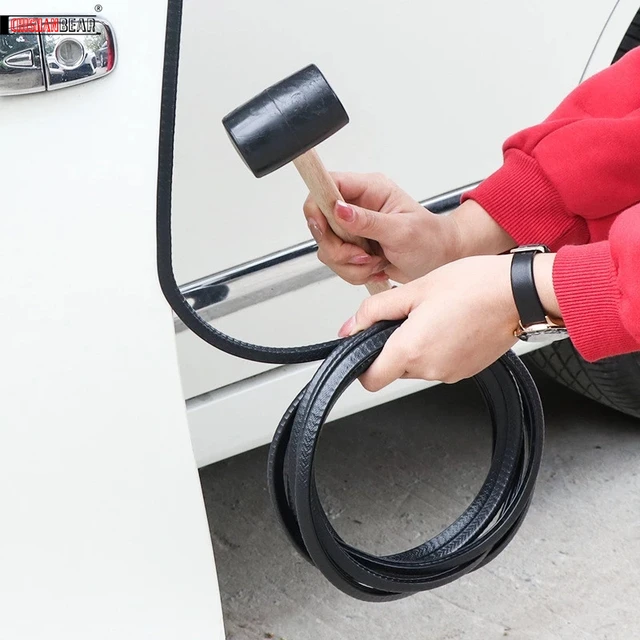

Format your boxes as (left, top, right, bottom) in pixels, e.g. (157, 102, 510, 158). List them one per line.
(613, 7, 640, 63)
(523, 341, 640, 419)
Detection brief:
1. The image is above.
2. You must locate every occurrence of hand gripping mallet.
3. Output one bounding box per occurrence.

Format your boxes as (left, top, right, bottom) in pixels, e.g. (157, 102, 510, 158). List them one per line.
(222, 64, 392, 296)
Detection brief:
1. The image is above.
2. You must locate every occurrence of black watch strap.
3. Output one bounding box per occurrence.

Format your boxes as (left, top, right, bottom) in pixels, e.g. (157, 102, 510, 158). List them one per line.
(510, 248, 547, 326)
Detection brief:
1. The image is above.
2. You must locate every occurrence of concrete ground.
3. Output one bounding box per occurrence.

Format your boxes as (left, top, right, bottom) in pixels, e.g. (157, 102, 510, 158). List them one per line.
(199, 370, 640, 640)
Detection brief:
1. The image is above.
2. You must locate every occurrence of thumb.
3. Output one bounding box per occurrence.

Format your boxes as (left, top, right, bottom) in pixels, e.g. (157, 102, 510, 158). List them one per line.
(334, 199, 398, 243)
(338, 286, 413, 337)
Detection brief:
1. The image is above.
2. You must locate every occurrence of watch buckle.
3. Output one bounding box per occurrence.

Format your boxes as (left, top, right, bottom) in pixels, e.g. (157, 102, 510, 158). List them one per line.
(514, 315, 566, 340)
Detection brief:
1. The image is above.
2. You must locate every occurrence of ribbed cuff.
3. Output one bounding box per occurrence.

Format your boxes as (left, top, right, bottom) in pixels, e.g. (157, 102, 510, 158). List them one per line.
(554, 241, 638, 362)
(462, 150, 588, 250)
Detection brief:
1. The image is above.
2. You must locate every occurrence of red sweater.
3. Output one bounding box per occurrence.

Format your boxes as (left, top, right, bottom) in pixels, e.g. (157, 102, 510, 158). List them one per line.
(463, 47, 640, 362)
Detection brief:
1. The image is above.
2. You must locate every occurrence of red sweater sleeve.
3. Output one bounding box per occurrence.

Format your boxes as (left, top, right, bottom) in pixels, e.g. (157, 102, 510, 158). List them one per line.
(552, 206, 640, 361)
(461, 48, 640, 361)
(463, 47, 640, 248)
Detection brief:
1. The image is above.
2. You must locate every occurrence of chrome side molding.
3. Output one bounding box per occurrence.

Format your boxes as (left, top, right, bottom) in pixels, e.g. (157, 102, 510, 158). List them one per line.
(176, 241, 325, 332)
(175, 182, 481, 333)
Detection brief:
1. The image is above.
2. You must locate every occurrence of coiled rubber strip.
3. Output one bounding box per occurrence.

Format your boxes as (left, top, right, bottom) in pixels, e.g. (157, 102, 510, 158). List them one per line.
(157, 0, 545, 601)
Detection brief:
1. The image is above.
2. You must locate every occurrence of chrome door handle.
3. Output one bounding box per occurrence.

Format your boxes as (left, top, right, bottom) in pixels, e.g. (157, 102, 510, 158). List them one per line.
(0, 33, 45, 94)
(0, 17, 116, 96)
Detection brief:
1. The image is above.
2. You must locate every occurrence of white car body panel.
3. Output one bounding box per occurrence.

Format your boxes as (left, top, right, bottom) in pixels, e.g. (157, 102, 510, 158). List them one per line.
(0, 2, 224, 637)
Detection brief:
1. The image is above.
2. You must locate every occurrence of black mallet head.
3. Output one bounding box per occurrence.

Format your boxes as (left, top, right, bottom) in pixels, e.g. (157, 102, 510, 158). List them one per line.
(222, 64, 349, 178)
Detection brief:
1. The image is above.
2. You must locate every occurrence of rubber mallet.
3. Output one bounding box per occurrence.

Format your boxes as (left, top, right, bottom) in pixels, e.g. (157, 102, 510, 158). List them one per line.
(222, 64, 391, 295)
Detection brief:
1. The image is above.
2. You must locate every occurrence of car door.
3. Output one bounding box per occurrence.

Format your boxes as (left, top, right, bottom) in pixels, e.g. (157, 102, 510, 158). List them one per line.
(0, 3, 225, 637)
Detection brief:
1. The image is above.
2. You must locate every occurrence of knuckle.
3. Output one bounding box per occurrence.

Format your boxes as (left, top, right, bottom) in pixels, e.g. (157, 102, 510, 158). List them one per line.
(357, 296, 377, 320)
(402, 347, 419, 368)
(345, 274, 366, 286)
(423, 368, 438, 382)
(315, 249, 330, 265)
(435, 367, 456, 383)
(339, 267, 368, 285)
(394, 222, 413, 245)
(359, 210, 378, 234)
(302, 197, 316, 217)
(417, 360, 440, 382)
(318, 252, 347, 275)
(371, 171, 389, 184)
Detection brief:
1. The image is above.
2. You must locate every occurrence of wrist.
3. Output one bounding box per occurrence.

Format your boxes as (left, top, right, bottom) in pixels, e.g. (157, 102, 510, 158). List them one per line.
(450, 199, 517, 259)
(533, 252, 562, 318)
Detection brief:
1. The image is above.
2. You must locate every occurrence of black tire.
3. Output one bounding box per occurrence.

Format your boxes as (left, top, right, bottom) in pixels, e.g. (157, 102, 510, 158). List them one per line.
(613, 7, 640, 62)
(522, 13, 640, 419)
(523, 341, 640, 419)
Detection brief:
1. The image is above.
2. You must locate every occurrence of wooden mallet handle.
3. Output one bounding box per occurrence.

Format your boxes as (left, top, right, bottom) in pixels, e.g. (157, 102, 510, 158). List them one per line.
(293, 149, 391, 296)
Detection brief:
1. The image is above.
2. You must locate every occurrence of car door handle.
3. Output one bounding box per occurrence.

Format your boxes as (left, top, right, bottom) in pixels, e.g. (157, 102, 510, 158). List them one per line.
(0, 17, 116, 96)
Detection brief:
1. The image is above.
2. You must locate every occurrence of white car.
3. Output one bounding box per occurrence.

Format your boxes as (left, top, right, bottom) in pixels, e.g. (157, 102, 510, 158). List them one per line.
(3, 3, 636, 469)
(2, 5, 639, 637)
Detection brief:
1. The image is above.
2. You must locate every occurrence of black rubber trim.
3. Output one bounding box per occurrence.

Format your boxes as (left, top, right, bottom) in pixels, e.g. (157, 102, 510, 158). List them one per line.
(156, 0, 339, 364)
(156, 0, 546, 601)
(268, 342, 545, 600)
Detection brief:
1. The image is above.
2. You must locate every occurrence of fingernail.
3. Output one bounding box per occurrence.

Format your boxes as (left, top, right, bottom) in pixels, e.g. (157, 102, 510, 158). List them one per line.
(307, 219, 323, 242)
(348, 254, 373, 265)
(338, 315, 357, 338)
(335, 200, 355, 222)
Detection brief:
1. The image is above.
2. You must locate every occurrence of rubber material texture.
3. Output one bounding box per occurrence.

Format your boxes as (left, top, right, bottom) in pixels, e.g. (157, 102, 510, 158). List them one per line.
(222, 64, 349, 178)
(268, 337, 544, 600)
(157, 0, 546, 601)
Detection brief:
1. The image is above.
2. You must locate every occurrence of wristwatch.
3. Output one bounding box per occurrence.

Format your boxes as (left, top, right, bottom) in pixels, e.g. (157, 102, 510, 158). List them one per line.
(510, 245, 568, 342)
